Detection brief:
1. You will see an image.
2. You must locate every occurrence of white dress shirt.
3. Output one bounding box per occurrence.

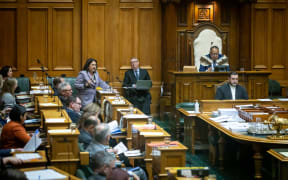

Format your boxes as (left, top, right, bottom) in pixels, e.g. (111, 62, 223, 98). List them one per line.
(229, 85, 236, 100)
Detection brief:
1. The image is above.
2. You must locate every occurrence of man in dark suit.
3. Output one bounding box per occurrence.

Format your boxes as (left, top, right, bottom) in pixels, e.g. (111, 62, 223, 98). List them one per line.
(215, 71, 248, 100)
(122, 58, 151, 115)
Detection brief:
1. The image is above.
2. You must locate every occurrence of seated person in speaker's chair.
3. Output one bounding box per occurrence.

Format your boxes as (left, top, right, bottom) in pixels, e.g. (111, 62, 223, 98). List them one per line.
(199, 46, 229, 72)
(215, 71, 248, 100)
(122, 58, 151, 115)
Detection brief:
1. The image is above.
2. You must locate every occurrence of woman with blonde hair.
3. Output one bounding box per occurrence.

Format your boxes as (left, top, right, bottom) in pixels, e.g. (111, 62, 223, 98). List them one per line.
(0, 78, 17, 109)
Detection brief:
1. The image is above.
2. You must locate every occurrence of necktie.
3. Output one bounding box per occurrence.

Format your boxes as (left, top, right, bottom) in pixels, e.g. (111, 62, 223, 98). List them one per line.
(135, 71, 139, 80)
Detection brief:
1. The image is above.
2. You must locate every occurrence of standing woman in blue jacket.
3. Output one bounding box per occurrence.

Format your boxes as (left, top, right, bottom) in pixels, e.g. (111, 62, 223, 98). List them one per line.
(75, 58, 110, 108)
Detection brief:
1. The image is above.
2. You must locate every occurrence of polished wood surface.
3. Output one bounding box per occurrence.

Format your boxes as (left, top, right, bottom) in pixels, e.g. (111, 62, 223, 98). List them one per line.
(41, 109, 71, 130)
(35, 95, 62, 113)
(104, 96, 131, 122)
(171, 71, 271, 105)
(267, 149, 288, 180)
(20, 166, 81, 180)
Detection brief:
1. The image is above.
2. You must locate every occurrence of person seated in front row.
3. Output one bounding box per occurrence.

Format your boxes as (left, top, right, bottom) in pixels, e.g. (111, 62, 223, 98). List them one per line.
(78, 119, 98, 149)
(199, 46, 229, 72)
(57, 82, 73, 107)
(65, 96, 82, 124)
(52, 77, 64, 96)
(0, 78, 18, 109)
(85, 123, 112, 156)
(78, 111, 101, 130)
(89, 151, 139, 180)
(215, 71, 248, 100)
(1, 105, 31, 149)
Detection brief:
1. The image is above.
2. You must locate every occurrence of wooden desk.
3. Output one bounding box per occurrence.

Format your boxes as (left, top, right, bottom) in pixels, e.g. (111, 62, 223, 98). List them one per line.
(29, 77, 45, 86)
(97, 89, 116, 105)
(267, 149, 288, 180)
(47, 129, 80, 174)
(170, 71, 271, 105)
(21, 166, 81, 180)
(41, 109, 71, 130)
(197, 113, 288, 179)
(35, 96, 62, 113)
(103, 96, 131, 122)
(13, 150, 47, 168)
(152, 142, 188, 180)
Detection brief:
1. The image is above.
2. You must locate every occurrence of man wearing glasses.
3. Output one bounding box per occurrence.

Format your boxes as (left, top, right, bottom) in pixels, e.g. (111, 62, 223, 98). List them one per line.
(199, 46, 229, 72)
(58, 82, 73, 107)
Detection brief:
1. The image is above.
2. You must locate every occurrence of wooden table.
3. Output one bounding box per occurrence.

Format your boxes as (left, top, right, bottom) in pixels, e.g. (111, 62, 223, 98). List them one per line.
(35, 95, 62, 113)
(20, 166, 81, 180)
(47, 129, 80, 174)
(103, 96, 131, 122)
(13, 150, 47, 168)
(152, 142, 188, 180)
(96, 89, 116, 105)
(41, 109, 71, 130)
(267, 149, 288, 180)
(170, 71, 271, 106)
(198, 113, 288, 179)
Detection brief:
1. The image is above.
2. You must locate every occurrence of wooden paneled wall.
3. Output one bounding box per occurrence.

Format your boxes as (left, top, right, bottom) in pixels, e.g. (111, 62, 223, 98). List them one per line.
(162, 0, 288, 96)
(0, 0, 161, 115)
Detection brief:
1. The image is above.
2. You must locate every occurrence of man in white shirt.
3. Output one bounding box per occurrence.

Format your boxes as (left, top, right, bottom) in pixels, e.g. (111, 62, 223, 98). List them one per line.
(215, 72, 248, 100)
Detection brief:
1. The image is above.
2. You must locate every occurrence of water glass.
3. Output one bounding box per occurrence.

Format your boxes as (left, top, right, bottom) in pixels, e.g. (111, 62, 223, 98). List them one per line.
(128, 104, 134, 114)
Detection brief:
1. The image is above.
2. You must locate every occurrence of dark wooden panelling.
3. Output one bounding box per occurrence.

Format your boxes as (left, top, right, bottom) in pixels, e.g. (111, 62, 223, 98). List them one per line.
(0, 8, 17, 68)
(252, 8, 268, 69)
(52, 8, 74, 70)
(177, 2, 187, 26)
(27, 8, 48, 70)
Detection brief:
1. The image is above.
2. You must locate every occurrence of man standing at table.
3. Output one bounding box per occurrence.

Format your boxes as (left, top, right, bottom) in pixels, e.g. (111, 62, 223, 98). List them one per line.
(122, 58, 151, 115)
(199, 46, 229, 72)
(215, 71, 248, 100)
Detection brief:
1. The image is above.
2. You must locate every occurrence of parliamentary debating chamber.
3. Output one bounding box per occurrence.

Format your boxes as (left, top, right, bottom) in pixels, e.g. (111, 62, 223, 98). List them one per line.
(1, 0, 288, 179)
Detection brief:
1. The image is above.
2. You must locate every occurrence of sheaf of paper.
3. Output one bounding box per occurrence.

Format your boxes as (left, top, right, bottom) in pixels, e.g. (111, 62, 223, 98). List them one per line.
(210, 115, 234, 123)
(31, 86, 49, 89)
(235, 104, 254, 108)
(124, 114, 148, 119)
(280, 152, 288, 157)
(16, 95, 31, 100)
(23, 130, 42, 152)
(48, 129, 72, 134)
(24, 169, 67, 180)
(30, 90, 50, 94)
(140, 132, 164, 136)
(15, 153, 41, 161)
(108, 120, 119, 131)
(181, 169, 192, 178)
(124, 150, 141, 157)
(113, 142, 128, 155)
(278, 98, 288, 101)
(187, 111, 196, 114)
(257, 99, 272, 101)
(117, 108, 129, 112)
(221, 122, 250, 132)
(46, 118, 65, 123)
(39, 103, 58, 106)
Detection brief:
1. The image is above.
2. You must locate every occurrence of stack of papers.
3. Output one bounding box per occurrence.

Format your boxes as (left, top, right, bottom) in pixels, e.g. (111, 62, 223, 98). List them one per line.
(23, 129, 42, 152)
(210, 115, 244, 123)
(112, 100, 126, 104)
(15, 153, 41, 161)
(124, 150, 142, 157)
(46, 118, 65, 123)
(39, 103, 58, 106)
(221, 122, 250, 132)
(278, 98, 288, 101)
(257, 99, 272, 101)
(123, 114, 148, 119)
(235, 104, 254, 109)
(25, 119, 41, 124)
(218, 108, 238, 116)
(133, 124, 156, 130)
(140, 132, 164, 136)
(30, 90, 50, 94)
(24, 169, 67, 180)
(48, 129, 72, 134)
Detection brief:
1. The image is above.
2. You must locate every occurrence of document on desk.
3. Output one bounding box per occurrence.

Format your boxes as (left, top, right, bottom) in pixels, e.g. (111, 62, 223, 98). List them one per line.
(124, 150, 142, 157)
(108, 120, 119, 131)
(124, 114, 148, 119)
(280, 152, 288, 157)
(24, 169, 67, 180)
(48, 129, 72, 134)
(140, 132, 164, 136)
(278, 98, 288, 101)
(221, 122, 250, 132)
(113, 142, 128, 155)
(23, 129, 42, 152)
(39, 103, 58, 106)
(46, 118, 65, 123)
(15, 153, 41, 161)
(257, 99, 272, 101)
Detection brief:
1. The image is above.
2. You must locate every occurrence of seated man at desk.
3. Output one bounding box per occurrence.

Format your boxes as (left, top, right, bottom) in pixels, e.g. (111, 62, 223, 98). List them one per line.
(65, 96, 82, 124)
(58, 82, 73, 107)
(215, 71, 248, 100)
(199, 46, 229, 72)
(123, 58, 151, 115)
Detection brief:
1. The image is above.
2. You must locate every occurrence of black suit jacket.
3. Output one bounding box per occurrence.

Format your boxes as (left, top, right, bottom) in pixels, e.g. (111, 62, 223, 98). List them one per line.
(122, 69, 151, 114)
(215, 83, 248, 100)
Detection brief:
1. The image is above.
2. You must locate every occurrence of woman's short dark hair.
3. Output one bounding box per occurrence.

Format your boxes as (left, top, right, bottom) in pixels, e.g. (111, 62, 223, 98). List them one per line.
(83, 58, 97, 71)
(9, 105, 26, 123)
(0, 66, 12, 78)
